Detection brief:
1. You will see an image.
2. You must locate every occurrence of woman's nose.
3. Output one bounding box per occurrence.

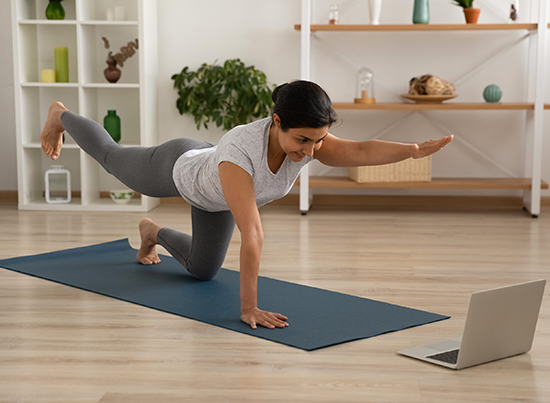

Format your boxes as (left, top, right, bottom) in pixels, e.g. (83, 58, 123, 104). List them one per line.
(303, 143, 315, 156)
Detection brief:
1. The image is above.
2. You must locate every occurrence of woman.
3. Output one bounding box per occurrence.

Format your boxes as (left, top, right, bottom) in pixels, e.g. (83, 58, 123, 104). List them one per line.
(41, 80, 452, 330)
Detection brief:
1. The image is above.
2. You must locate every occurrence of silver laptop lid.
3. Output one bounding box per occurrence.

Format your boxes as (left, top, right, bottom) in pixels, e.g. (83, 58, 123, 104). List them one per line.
(456, 279, 546, 369)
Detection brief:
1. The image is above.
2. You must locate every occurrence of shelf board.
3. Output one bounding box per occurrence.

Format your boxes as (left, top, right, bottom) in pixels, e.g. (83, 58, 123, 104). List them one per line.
(297, 177, 549, 190)
(81, 83, 140, 89)
(23, 143, 140, 149)
(294, 23, 540, 32)
(19, 197, 147, 212)
(18, 20, 138, 26)
(332, 102, 538, 111)
(23, 143, 79, 149)
(20, 83, 139, 89)
(21, 82, 79, 88)
(19, 20, 77, 25)
(80, 21, 139, 26)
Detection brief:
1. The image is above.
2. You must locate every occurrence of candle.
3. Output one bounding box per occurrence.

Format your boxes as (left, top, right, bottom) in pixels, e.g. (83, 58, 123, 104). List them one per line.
(41, 69, 56, 83)
(54, 47, 69, 83)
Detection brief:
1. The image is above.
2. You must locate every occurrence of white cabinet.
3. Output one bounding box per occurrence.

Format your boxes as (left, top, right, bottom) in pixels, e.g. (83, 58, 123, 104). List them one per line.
(11, 0, 159, 211)
(297, 0, 548, 216)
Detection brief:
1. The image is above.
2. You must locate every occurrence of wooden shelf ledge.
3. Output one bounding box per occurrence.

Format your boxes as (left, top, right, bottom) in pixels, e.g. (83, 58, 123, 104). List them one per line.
(294, 23, 541, 32)
(295, 177, 549, 190)
(333, 103, 550, 110)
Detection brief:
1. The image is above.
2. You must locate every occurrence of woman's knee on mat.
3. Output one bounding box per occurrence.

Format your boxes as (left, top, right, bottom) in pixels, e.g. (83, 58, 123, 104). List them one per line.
(187, 264, 220, 281)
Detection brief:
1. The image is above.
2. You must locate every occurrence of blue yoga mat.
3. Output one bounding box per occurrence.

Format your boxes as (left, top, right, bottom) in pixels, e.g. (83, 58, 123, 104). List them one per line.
(0, 239, 449, 351)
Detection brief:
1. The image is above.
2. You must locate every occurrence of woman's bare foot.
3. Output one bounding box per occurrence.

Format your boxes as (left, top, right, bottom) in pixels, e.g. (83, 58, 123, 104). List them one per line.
(41, 101, 69, 160)
(137, 218, 162, 265)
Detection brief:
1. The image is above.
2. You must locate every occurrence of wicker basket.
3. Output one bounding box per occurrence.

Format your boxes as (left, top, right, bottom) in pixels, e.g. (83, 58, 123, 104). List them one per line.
(348, 156, 432, 183)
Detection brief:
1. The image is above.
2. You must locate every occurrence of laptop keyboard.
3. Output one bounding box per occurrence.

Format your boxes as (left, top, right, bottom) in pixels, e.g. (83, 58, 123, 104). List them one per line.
(426, 349, 460, 365)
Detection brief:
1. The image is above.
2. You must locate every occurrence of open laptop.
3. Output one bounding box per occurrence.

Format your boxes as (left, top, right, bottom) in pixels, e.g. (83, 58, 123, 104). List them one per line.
(398, 279, 546, 370)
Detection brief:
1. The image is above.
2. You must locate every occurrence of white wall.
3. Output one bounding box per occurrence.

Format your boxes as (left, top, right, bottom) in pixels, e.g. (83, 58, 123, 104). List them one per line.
(2, 0, 549, 197)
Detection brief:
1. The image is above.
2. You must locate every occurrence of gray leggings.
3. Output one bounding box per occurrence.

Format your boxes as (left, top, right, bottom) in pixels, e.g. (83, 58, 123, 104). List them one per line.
(61, 111, 235, 281)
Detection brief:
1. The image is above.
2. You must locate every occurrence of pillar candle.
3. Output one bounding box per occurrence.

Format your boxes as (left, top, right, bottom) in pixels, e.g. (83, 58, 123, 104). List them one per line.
(54, 47, 69, 83)
(41, 69, 56, 83)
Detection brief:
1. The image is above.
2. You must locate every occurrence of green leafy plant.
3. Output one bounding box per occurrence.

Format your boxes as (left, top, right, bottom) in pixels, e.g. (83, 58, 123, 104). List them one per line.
(451, 0, 474, 8)
(171, 59, 275, 130)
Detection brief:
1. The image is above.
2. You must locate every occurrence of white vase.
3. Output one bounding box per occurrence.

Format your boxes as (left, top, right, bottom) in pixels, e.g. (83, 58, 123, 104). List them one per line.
(369, 0, 382, 25)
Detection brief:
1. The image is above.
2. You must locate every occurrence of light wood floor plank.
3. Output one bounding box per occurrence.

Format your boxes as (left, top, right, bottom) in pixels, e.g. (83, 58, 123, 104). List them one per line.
(0, 201, 548, 402)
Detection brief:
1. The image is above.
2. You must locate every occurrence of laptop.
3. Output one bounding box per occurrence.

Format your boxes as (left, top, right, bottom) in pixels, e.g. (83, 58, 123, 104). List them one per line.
(398, 279, 546, 370)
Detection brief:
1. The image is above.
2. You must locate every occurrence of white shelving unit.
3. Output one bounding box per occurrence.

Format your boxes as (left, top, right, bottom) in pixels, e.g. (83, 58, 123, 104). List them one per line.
(297, 0, 549, 217)
(11, 0, 159, 211)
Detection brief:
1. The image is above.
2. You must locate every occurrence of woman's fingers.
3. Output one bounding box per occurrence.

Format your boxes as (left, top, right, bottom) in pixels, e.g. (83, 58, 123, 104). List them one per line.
(241, 307, 289, 329)
(413, 135, 453, 158)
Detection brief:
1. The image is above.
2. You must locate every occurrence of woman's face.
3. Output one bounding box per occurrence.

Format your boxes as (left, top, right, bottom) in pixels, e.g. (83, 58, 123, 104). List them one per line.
(273, 115, 329, 162)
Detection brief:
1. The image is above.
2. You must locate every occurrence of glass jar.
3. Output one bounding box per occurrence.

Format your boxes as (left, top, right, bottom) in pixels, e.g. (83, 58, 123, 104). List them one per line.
(329, 5, 339, 25)
(354, 67, 375, 104)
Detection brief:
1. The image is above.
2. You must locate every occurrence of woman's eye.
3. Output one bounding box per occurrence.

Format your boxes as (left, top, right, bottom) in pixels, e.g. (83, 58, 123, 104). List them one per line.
(300, 139, 308, 144)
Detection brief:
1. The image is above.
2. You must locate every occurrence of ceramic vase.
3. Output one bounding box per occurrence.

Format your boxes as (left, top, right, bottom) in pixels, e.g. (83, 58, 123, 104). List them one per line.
(483, 85, 502, 103)
(369, 0, 382, 25)
(45, 0, 65, 20)
(104, 58, 121, 83)
(104, 110, 121, 142)
(413, 0, 429, 24)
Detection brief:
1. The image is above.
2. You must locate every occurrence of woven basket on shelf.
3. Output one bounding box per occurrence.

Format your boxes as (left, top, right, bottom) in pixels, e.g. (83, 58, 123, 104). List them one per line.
(348, 156, 432, 183)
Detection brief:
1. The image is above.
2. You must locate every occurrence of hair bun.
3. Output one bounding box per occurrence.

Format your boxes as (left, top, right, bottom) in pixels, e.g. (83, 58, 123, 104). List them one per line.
(272, 83, 288, 104)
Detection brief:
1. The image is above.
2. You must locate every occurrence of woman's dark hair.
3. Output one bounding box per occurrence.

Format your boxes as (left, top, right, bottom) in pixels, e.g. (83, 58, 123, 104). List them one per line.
(272, 80, 339, 131)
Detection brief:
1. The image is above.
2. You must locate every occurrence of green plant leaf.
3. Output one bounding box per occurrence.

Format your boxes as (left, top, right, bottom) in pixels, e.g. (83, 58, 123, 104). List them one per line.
(171, 58, 274, 130)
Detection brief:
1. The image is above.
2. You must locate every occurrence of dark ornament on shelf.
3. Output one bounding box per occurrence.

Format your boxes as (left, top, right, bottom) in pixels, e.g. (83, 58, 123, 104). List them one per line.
(104, 55, 122, 83)
(101, 37, 139, 84)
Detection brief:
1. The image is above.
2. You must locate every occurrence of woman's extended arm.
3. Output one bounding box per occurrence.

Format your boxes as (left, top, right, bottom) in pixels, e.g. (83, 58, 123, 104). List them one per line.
(314, 134, 453, 167)
(218, 161, 289, 330)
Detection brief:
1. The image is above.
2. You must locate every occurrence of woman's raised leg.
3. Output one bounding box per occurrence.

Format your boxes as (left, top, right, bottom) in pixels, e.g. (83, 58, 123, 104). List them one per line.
(41, 103, 211, 198)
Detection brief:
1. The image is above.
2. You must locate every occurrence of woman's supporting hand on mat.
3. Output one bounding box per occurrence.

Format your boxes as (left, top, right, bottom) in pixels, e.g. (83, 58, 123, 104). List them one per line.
(241, 307, 289, 330)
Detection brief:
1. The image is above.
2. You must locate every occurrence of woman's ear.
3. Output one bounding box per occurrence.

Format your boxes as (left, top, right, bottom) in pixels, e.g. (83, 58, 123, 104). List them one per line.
(272, 113, 281, 129)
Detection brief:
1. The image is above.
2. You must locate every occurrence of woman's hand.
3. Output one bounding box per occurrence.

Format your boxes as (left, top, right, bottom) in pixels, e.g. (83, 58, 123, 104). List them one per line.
(410, 135, 453, 159)
(241, 307, 289, 330)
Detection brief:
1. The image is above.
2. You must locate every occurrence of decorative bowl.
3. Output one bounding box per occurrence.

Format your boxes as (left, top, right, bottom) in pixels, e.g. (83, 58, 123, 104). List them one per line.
(401, 94, 457, 104)
(110, 189, 134, 204)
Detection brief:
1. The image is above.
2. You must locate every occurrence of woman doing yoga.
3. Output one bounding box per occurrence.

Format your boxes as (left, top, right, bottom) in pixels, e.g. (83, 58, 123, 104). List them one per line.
(41, 80, 453, 330)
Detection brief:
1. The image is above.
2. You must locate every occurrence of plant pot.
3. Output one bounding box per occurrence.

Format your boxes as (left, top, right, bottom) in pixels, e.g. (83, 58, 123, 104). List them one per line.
(104, 58, 121, 83)
(464, 8, 480, 24)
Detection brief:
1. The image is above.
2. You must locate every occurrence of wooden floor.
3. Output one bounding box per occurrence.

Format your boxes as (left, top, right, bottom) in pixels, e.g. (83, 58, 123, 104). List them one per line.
(0, 199, 549, 402)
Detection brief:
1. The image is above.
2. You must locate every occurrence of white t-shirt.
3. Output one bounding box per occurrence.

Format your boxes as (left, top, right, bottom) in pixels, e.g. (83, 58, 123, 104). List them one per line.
(172, 117, 314, 212)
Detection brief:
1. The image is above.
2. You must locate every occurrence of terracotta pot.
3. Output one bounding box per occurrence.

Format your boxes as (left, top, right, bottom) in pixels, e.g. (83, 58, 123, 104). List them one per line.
(104, 59, 121, 83)
(463, 8, 480, 24)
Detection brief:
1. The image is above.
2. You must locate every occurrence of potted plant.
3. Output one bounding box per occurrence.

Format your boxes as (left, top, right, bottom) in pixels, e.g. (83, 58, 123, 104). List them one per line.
(452, 0, 480, 24)
(171, 59, 275, 130)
